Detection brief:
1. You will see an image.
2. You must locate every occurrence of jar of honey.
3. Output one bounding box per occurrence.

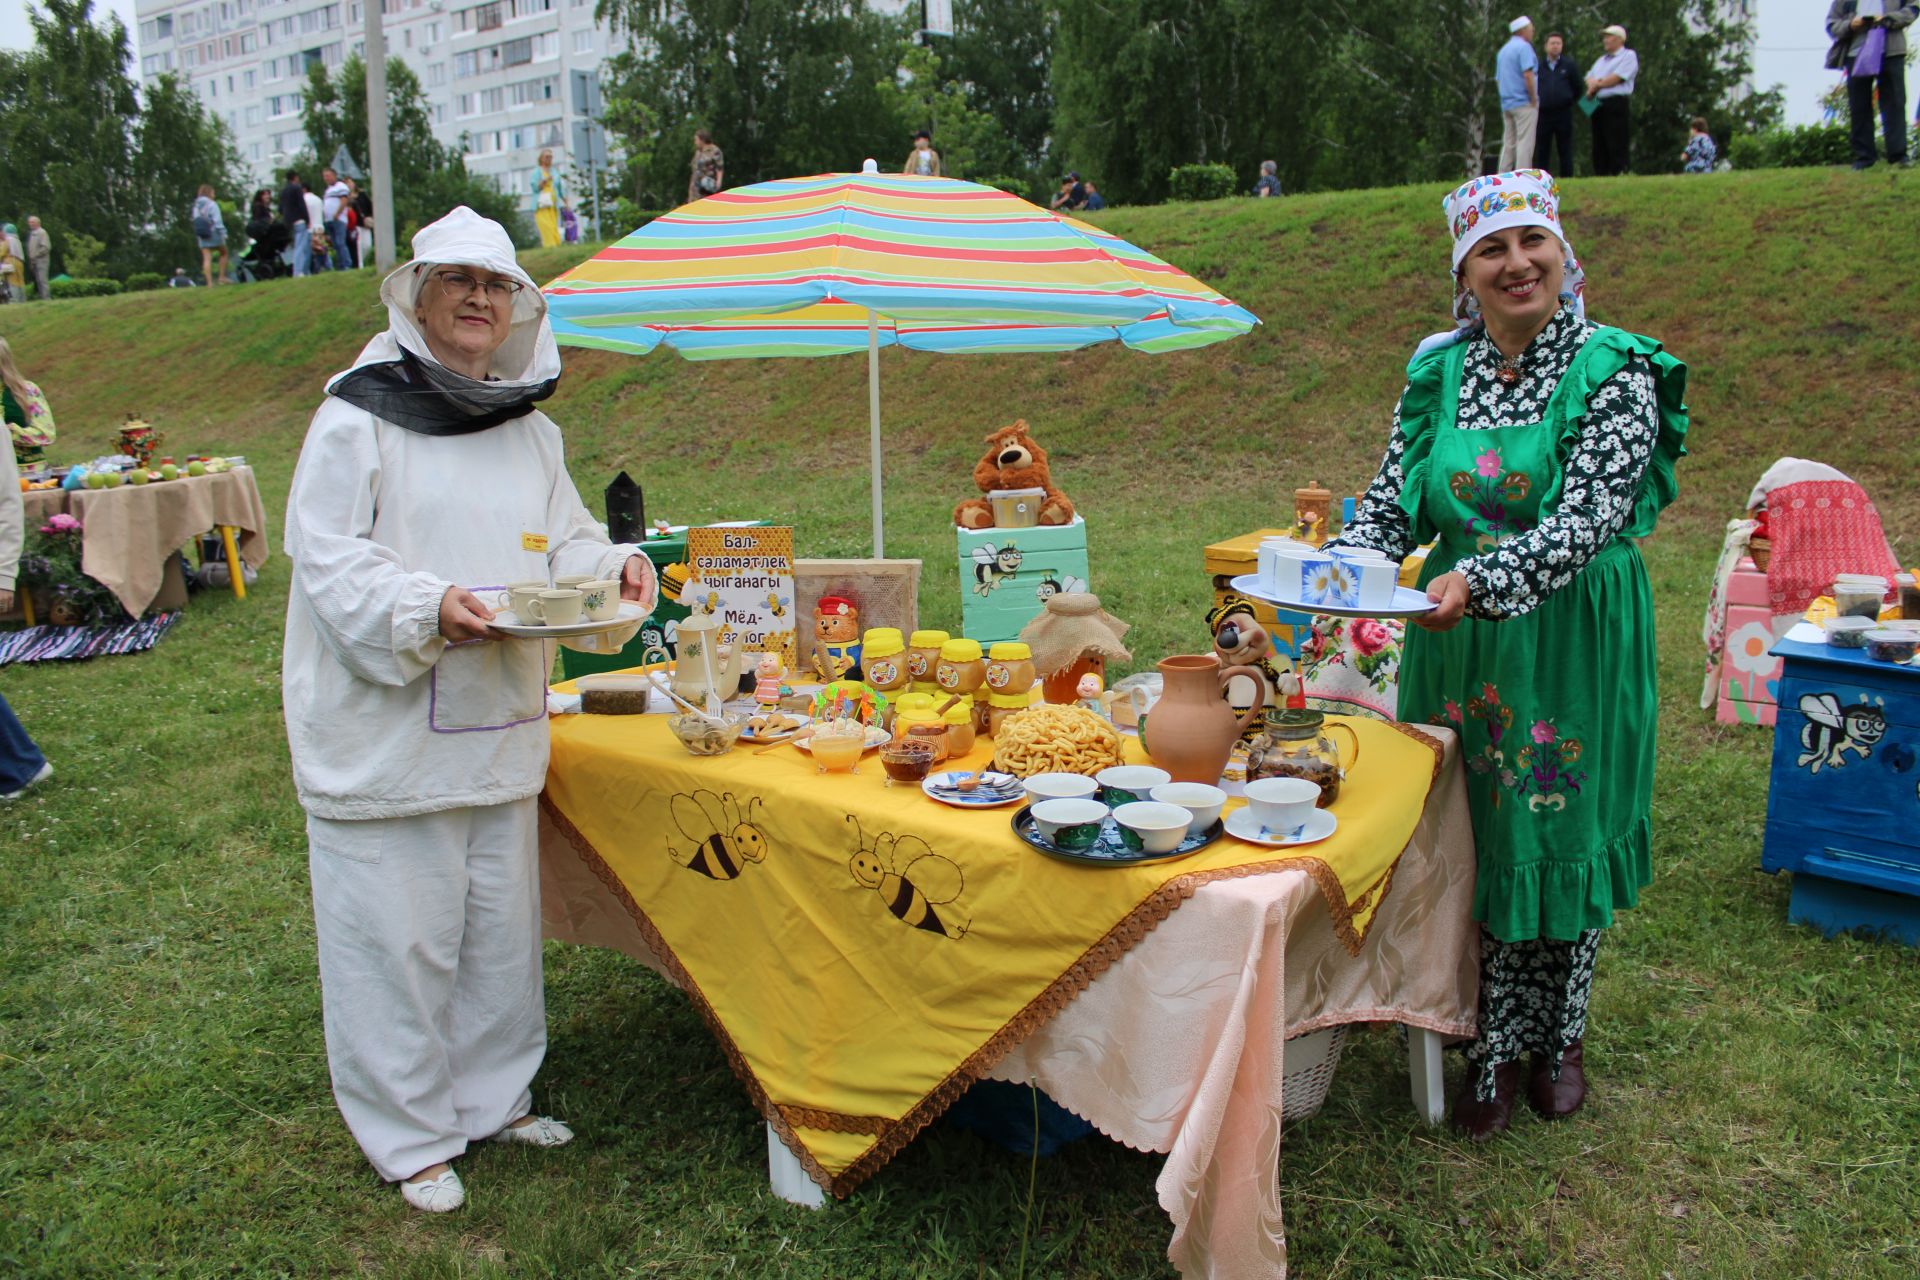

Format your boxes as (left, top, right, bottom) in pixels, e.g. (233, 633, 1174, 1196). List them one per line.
(985, 642, 1036, 699)
(892, 692, 943, 748)
(942, 699, 977, 757)
(906, 721, 950, 764)
(987, 687, 1037, 735)
(935, 639, 986, 704)
(907, 629, 950, 695)
(863, 628, 909, 726)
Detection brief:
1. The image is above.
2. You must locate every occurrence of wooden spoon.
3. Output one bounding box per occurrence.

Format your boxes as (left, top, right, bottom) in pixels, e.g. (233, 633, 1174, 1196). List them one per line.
(955, 769, 985, 792)
(754, 725, 814, 755)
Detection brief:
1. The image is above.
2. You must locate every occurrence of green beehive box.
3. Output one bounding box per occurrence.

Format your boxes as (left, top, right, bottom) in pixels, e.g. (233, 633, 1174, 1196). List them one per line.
(956, 516, 1091, 645)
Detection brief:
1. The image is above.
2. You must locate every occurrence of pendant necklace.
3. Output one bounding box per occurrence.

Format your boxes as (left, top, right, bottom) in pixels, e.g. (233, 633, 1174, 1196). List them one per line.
(1493, 351, 1525, 385)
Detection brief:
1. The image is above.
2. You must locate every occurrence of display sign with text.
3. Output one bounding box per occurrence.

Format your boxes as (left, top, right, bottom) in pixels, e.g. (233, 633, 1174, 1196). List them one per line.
(683, 525, 798, 670)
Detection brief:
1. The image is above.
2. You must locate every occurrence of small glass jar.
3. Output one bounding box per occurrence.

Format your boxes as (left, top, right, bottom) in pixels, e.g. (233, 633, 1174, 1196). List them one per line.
(906, 721, 950, 764)
(985, 641, 1037, 699)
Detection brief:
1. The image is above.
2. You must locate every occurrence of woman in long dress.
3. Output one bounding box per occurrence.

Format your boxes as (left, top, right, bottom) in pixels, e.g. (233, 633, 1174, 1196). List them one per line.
(530, 150, 565, 248)
(283, 206, 657, 1210)
(1331, 169, 1688, 1138)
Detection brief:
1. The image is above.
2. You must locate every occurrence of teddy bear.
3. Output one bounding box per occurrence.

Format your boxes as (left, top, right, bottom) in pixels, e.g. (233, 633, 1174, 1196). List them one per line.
(1206, 594, 1299, 739)
(953, 421, 1075, 530)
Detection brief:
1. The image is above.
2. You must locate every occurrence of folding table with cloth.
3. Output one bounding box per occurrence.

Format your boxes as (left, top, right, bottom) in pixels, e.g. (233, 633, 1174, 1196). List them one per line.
(536, 682, 1479, 1280)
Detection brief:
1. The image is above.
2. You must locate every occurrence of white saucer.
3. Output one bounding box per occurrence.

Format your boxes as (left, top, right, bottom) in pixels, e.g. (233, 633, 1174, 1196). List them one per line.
(922, 770, 1026, 808)
(491, 601, 649, 639)
(1227, 573, 1434, 619)
(1223, 806, 1338, 847)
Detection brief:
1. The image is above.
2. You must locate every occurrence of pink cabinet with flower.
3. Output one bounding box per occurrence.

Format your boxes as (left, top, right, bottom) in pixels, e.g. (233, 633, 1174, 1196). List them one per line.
(1716, 558, 1787, 726)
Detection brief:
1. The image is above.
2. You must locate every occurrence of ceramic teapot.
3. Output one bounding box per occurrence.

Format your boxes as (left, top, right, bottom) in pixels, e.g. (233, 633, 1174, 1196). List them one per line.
(1245, 707, 1361, 806)
(1139, 654, 1265, 784)
(646, 611, 749, 713)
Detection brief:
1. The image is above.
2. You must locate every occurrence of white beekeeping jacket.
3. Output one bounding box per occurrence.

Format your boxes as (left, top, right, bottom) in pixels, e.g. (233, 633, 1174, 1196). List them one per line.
(282, 207, 643, 819)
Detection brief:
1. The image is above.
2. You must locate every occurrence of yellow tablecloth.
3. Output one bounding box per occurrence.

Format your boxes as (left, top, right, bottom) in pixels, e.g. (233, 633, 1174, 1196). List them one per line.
(542, 702, 1442, 1197)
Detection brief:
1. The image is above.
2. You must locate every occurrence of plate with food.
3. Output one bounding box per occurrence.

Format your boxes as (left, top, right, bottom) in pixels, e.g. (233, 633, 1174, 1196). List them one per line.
(990, 703, 1126, 779)
(792, 724, 891, 754)
(740, 711, 811, 742)
(922, 770, 1026, 808)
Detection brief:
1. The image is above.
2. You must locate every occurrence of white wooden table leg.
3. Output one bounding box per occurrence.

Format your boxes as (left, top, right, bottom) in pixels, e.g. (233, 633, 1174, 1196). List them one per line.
(767, 1122, 826, 1208)
(1408, 1026, 1447, 1126)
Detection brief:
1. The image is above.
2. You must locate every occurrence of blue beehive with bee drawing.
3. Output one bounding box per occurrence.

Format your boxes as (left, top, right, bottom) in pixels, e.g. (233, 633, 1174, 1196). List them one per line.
(956, 516, 1091, 645)
(1761, 636, 1920, 947)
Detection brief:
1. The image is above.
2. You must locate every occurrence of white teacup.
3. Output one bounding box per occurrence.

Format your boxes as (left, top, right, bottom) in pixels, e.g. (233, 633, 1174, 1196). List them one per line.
(524, 588, 584, 627)
(1243, 777, 1321, 836)
(491, 579, 548, 616)
(1347, 558, 1400, 608)
(1095, 765, 1171, 806)
(1151, 781, 1228, 830)
(579, 578, 622, 622)
(554, 574, 595, 591)
(1111, 801, 1193, 854)
(1024, 772, 1099, 806)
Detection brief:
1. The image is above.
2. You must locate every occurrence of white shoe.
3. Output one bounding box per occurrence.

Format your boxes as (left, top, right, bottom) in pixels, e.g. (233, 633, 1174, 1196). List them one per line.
(400, 1168, 465, 1213)
(490, 1115, 574, 1148)
(0, 761, 52, 802)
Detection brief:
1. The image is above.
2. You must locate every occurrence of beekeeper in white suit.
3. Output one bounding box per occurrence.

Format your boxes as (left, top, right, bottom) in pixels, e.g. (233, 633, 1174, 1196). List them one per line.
(283, 206, 656, 1212)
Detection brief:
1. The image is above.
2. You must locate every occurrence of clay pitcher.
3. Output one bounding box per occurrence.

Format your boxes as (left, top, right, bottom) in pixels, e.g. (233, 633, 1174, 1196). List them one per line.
(1141, 654, 1266, 784)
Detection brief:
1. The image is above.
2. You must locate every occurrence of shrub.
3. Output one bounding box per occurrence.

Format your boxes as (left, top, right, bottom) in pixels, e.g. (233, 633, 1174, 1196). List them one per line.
(125, 272, 165, 292)
(62, 232, 107, 279)
(1167, 163, 1238, 202)
(49, 277, 125, 299)
(605, 200, 662, 239)
(1727, 123, 1851, 170)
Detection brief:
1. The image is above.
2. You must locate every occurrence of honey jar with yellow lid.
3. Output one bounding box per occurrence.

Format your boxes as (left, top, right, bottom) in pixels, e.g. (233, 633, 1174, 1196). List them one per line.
(907, 629, 950, 694)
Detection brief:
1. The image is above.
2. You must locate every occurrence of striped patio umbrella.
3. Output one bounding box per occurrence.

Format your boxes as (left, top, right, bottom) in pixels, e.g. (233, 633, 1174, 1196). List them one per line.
(542, 170, 1259, 553)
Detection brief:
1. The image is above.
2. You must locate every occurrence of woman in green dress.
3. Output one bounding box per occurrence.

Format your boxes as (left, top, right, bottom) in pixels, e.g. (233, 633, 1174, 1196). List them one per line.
(1332, 169, 1688, 1138)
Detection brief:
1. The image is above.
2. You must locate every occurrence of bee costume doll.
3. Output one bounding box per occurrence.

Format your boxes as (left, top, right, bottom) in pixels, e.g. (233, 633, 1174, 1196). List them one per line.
(1330, 170, 1688, 1140)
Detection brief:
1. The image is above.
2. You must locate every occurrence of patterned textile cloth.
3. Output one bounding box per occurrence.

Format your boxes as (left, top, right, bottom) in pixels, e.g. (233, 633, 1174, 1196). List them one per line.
(1699, 516, 1760, 709)
(1761, 478, 1900, 617)
(1464, 925, 1599, 1100)
(1301, 614, 1404, 720)
(0, 612, 180, 664)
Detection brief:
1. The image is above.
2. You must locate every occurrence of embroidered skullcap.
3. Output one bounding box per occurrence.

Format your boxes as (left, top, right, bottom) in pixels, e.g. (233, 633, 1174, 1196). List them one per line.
(1427, 168, 1587, 343)
(1509, 15, 1532, 32)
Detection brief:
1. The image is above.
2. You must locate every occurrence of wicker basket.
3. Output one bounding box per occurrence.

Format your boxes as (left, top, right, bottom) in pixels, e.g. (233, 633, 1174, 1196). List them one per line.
(1748, 536, 1771, 571)
(1280, 1025, 1349, 1120)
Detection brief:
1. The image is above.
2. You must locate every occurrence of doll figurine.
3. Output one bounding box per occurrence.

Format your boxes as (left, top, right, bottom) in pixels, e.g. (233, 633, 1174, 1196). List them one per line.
(754, 654, 785, 708)
(1075, 671, 1113, 722)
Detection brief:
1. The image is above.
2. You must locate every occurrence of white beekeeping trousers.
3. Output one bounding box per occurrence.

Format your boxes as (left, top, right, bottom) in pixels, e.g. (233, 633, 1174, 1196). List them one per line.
(306, 797, 545, 1181)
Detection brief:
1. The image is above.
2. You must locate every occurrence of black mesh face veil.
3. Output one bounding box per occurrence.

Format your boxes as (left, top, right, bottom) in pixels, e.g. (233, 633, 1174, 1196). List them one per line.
(327, 346, 559, 436)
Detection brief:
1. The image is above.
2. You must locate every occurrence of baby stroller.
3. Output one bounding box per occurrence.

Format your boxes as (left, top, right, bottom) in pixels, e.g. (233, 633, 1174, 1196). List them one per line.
(238, 216, 293, 282)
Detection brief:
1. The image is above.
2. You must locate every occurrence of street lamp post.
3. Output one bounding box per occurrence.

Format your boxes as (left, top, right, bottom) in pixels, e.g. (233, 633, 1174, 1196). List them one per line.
(364, 0, 398, 270)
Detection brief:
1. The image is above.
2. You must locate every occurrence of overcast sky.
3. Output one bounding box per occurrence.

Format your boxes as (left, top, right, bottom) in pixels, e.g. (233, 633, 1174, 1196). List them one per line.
(1, 0, 1838, 126)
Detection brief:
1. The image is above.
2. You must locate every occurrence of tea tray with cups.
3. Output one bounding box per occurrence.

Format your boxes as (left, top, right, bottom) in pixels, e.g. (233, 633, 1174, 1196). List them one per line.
(1228, 573, 1435, 620)
(1012, 803, 1225, 867)
(1222, 806, 1339, 848)
(490, 601, 649, 640)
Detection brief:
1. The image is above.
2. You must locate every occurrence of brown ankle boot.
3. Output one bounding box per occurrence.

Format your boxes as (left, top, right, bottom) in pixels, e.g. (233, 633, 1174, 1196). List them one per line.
(1451, 1060, 1520, 1141)
(1527, 1039, 1586, 1119)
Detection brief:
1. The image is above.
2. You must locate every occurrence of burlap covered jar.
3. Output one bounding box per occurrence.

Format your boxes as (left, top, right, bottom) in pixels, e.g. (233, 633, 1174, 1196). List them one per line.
(1019, 592, 1133, 704)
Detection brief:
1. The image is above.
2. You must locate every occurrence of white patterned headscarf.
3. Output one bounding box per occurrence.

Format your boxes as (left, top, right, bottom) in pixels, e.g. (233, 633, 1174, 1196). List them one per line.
(1414, 169, 1587, 359)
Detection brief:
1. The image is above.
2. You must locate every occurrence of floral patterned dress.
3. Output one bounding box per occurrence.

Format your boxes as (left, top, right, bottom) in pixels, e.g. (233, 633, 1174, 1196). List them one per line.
(1335, 305, 1689, 1093)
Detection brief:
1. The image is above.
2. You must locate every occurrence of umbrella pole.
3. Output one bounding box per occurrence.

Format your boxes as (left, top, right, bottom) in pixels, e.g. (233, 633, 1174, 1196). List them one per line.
(868, 312, 884, 558)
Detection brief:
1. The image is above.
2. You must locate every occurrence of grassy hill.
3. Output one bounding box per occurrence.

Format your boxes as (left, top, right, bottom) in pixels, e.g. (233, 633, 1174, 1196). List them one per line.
(3, 169, 1919, 1278)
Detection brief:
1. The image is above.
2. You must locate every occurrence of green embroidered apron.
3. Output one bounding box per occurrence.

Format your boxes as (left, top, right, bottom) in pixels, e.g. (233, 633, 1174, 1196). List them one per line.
(1396, 328, 1686, 944)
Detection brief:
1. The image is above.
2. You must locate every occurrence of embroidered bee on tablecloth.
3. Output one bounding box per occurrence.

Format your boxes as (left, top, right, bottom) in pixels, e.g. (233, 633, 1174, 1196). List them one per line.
(668, 790, 769, 880)
(846, 816, 970, 940)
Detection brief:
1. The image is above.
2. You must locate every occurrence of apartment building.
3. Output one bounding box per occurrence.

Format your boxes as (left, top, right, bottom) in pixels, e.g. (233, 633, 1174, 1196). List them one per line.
(134, 0, 617, 215)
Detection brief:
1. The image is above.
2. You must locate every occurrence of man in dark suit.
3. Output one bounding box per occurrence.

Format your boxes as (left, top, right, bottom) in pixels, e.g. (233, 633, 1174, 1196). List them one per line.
(1533, 32, 1583, 175)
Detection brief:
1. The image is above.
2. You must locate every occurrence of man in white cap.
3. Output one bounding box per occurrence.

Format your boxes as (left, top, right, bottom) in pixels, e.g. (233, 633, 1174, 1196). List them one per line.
(1585, 24, 1639, 175)
(1496, 17, 1540, 172)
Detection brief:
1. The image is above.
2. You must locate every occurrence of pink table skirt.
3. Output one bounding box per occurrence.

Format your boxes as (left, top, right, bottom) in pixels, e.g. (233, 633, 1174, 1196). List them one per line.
(537, 728, 1478, 1280)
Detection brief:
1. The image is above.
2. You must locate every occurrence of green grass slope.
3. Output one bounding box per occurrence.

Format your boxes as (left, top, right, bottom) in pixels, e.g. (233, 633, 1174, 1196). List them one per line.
(2, 169, 1919, 1278)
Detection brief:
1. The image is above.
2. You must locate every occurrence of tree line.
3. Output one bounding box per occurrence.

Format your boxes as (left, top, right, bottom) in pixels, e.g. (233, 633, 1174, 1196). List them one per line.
(594, 0, 1774, 208)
